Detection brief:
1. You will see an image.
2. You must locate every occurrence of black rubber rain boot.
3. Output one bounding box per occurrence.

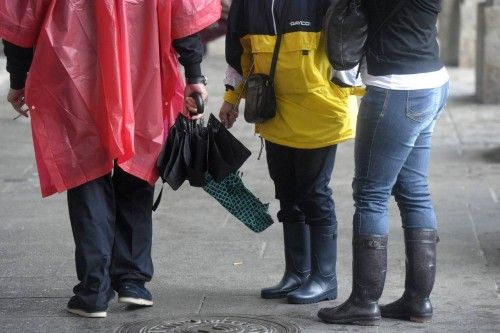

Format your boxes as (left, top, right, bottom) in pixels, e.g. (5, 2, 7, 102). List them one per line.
(287, 225, 337, 304)
(380, 229, 438, 323)
(261, 222, 311, 299)
(317, 235, 388, 326)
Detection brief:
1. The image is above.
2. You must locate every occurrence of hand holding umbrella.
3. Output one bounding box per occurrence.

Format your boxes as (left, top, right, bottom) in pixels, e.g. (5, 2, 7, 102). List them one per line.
(185, 83, 208, 120)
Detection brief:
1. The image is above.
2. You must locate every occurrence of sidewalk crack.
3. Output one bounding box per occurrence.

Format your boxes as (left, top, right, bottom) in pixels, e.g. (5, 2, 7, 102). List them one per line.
(489, 187, 498, 203)
(222, 214, 230, 228)
(259, 242, 267, 258)
(197, 295, 207, 314)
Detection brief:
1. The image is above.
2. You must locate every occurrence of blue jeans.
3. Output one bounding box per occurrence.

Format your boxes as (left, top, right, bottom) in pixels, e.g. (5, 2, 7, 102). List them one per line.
(353, 82, 449, 235)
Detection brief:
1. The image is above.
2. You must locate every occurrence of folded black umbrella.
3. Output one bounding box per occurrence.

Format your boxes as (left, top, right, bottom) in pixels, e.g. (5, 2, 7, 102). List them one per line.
(183, 119, 209, 187)
(157, 115, 188, 191)
(154, 110, 252, 211)
(207, 114, 251, 182)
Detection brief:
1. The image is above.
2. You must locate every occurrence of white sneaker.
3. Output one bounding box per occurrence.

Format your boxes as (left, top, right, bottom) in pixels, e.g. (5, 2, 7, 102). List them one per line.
(118, 296, 153, 306)
(66, 307, 107, 318)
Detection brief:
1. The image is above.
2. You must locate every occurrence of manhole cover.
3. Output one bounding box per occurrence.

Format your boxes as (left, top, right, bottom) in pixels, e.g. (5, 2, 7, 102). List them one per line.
(115, 315, 300, 333)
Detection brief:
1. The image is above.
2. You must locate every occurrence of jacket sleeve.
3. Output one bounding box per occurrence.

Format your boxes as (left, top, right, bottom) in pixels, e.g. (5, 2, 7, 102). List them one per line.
(223, 0, 253, 105)
(2, 40, 33, 89)
(173, 33, 204, 79)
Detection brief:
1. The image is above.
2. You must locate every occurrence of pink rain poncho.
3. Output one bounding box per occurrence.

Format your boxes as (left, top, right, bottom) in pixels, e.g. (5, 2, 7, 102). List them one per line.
(0, 0, 220, 197)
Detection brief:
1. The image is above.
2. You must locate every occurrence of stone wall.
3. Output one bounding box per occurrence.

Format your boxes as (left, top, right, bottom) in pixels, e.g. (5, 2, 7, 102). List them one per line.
(476, 0, 500, 103)
(458, 0, 484, 68)
(439, 0, 461, 66)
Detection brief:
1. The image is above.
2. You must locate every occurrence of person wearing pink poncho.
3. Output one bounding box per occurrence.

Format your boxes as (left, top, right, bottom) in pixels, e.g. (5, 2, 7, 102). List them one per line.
(0, 0, 220, 318)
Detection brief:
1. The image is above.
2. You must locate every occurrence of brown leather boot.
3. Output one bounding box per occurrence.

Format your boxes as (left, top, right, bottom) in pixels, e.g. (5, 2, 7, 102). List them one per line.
(317, 235, 388, 326)
(380, 229, 438, 323)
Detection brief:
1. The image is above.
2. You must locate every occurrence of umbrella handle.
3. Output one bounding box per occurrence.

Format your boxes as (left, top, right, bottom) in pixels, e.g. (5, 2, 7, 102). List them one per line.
(190, 93, 205, 115)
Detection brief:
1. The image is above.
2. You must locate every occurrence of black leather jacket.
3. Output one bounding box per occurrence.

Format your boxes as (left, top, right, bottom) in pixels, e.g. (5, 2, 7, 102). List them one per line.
(363, 0, 444, 76)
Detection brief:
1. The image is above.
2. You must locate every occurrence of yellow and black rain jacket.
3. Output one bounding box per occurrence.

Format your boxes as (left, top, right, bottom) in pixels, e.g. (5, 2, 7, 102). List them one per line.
(224, 0, 363, 149)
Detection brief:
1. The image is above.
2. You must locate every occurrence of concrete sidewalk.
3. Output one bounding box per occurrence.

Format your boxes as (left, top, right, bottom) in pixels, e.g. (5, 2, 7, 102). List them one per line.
(0, 42, 499, 332)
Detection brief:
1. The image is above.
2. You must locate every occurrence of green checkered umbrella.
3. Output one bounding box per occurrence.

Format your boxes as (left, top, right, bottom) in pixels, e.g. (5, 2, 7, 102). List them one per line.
(203, 172, 274, 233)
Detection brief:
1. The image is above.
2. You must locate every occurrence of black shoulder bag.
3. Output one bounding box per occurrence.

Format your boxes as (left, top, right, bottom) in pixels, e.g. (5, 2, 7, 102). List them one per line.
(244, 0, 290, 124)
(324, 0, 408, 71)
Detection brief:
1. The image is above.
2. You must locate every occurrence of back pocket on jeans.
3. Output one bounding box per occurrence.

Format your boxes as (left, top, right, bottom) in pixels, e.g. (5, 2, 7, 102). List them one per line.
(406, 89, 439, 123)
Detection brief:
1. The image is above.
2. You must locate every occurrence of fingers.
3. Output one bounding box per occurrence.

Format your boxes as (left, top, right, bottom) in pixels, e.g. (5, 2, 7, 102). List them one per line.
(185, 84, 208, 115)
(224, 115, 236, 129)
(185, 96, 198, 114)
(185, 96, 208, 115)
(219, 102, 238, 129)
(15, 106, 29, 118)
(7, 89, 29, 118)
(7, 92, 23, 109)
(219, 112, 233, 128)
(190, 113, 204, 120)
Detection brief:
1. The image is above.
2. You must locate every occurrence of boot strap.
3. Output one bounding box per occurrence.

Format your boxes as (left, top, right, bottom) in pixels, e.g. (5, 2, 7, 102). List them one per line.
(354, 238, 387, 250)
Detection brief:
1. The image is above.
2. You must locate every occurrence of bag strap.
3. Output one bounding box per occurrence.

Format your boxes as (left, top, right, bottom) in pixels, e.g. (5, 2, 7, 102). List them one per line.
(229, 0, 291, 112)
(230, 63, 255, 114)
(152, 185, 163, 211)
(366, 0, 408, 47)
(269, 0, 291, 83)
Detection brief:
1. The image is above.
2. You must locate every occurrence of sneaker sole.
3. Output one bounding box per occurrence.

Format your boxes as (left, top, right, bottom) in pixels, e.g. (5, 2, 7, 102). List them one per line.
(66, 307, 107, 318)
(118, 297, 153, 306)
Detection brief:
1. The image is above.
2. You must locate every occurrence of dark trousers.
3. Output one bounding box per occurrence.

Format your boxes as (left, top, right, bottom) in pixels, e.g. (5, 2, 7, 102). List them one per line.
(265, 141, 338, 227)
(67, 165, 154, 309)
